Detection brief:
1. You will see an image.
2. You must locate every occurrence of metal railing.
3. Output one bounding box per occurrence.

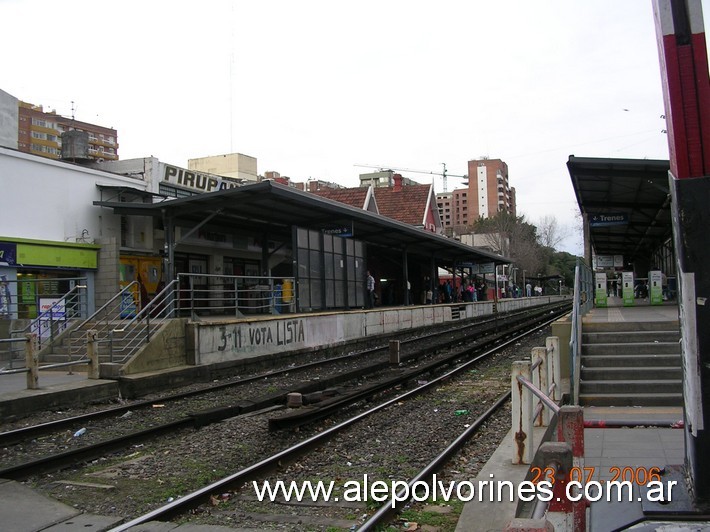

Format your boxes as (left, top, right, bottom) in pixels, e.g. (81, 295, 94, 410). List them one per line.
(66, 280, 142, 360)
(105, 279, 180, 363)
(569, 258, 593, 405)
(511, 336, 562, 465)
(176, 273, 296, 319)
(0, 276, 88, 320)
(509, 337, 588, 531)
(5, 283, 88, 368)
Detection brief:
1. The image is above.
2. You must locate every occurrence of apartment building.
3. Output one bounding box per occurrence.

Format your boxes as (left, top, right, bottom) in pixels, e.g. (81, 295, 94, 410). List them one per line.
(17, 101, 118, 161)
(467, 158, 516, 219)
(438, 158, 516, 232)
(359, 170, 421, 188)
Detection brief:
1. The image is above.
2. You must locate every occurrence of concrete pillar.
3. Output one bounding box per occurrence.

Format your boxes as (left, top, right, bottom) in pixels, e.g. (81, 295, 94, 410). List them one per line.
(511, 360, 533, 464)
(532, 346, 548, 427)
(25, 333, 38, 390)
(654, 0, 710, 502)
(389, 340, 401, 365)
(87, 329, 99, 380)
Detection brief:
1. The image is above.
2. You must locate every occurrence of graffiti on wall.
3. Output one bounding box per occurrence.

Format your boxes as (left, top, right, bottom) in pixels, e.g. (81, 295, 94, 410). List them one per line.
(218, 318, 306, 352)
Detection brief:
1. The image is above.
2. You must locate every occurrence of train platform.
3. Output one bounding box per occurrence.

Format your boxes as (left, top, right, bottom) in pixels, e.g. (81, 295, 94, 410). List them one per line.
(0, 369, 119, 422)
(456, 302, 686, 531)
(0, 302, 687, 531)
(0, 478, 256, 531)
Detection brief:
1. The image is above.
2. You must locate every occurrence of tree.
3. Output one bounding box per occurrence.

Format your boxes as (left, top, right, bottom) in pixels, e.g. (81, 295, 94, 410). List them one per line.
(470, 212, 581, 292)
(536, 215, 570, 250)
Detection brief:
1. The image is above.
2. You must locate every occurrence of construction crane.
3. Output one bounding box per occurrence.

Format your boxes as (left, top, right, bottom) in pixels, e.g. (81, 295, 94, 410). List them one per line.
(354, 163, 467, 193)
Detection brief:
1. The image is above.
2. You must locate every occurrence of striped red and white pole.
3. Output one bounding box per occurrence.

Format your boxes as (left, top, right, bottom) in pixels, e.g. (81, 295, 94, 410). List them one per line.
(653, 0, 710, 179)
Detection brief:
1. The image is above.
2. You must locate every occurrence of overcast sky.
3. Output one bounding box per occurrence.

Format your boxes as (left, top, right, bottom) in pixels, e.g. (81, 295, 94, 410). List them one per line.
(3, 0, 709, 255)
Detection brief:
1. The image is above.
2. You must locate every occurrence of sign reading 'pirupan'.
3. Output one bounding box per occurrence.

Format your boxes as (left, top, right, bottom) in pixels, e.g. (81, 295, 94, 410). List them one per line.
(163, 164, 240, 193)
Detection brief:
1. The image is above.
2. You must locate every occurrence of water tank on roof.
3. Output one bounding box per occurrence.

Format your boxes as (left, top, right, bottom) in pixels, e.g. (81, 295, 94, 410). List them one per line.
(61, 129, 90, 161)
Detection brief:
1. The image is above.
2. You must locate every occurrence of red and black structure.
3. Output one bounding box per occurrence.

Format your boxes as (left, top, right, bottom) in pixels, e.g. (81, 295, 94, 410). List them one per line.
(654, 0, 710, 506)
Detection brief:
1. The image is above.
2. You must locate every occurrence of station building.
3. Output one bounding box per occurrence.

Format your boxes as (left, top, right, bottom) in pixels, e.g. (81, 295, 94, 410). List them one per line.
(567, 156, 676, 303)
(0, 144, 509, 332)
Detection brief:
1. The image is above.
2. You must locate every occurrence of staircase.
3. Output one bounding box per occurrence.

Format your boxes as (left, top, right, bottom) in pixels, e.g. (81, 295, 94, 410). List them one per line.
(579, 320, 683, 407)
(40, 322, 138, 368)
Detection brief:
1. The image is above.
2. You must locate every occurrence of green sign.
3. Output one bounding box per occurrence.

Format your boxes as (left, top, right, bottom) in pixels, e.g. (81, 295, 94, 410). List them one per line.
(595, 273, 607, 307)
(622, 272, 635, 307)
(649, 271, 663, 305)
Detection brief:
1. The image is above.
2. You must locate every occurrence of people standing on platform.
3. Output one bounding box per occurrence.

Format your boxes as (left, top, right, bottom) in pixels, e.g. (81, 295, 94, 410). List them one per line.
(477, 279, 487, 301)
(366, 270, 375, 308)
(525, 282, 532, 297)
(444, 280, 452, 303)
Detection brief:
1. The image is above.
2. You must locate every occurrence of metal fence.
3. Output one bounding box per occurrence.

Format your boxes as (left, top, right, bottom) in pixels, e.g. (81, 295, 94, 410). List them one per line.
(569, 258, 594, 405)
(176, 273, 296, 319)
(0, 273, 296, 384)
(1, 281, 89, 369)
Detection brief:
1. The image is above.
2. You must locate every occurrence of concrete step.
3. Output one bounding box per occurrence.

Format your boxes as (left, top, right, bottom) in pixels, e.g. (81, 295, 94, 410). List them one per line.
(580, 379, 683, 394)
(582, 330, 680, 344)
(579, 392, 683, 407)
(582, 342, 680, 356)
(42, 353, 123, 365)
(581, 353, 681, 367)
(582, 320, 679, 333)
(581, 366, 683, 380)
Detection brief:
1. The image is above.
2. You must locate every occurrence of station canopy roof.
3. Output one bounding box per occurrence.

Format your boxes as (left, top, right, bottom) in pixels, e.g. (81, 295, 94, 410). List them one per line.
(94, 180, 509, 266)
(567, 156, 672, 264)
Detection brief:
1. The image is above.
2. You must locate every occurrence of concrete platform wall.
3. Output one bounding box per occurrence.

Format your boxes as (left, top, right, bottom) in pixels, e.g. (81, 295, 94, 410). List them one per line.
(190, 296, 568, 365)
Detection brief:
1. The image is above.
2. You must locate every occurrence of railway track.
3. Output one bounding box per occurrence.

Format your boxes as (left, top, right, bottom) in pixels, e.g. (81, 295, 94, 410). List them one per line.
(96, 311, 563, 531)
(1, 302, 561, 441)
(0, 303, 567, 463)
(1, 303, 568, 530)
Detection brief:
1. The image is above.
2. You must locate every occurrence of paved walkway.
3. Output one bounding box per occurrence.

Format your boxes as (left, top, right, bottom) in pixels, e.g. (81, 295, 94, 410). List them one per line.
(456, 303, 689, 531)
(0, 368, 90, 396)
(582, 299, 679, 323)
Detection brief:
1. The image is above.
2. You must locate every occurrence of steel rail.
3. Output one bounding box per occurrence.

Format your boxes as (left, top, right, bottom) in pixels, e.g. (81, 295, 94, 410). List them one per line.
(107, 311, 565, 531)
(358, 391, 512, 531)
(0, 302, 567, 445)
(0, 304, 568, 480)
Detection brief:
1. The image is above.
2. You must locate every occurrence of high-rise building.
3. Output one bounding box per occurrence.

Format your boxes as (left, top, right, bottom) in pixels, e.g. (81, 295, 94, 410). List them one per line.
(437, 158, 516, 232)
(466, 158, 516, 219)
(17, 101, 119, 161)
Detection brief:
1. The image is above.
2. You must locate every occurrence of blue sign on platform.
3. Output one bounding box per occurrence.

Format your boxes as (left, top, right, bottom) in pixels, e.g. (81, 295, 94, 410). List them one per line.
(589, 213, 629, 227)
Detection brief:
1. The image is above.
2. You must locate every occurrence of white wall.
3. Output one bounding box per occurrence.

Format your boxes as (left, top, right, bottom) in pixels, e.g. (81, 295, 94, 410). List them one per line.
(191, 296, 570, 365)
(0, 89, 18, 150)
(1, 147, 147, 243)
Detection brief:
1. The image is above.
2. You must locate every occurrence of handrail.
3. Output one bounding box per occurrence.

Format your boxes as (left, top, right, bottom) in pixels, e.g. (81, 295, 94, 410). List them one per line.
(569, 258, 593, 405)
(517, 375, 560, 414)
(8, 284, 88, 367)
(511, 337, 561, 465)
(112, 279, 179, 333)
(103, 279, 180, 362)
(72, 280, 141, 333)
(62, 280, 143, 362)
(11, 284, 87, 335)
